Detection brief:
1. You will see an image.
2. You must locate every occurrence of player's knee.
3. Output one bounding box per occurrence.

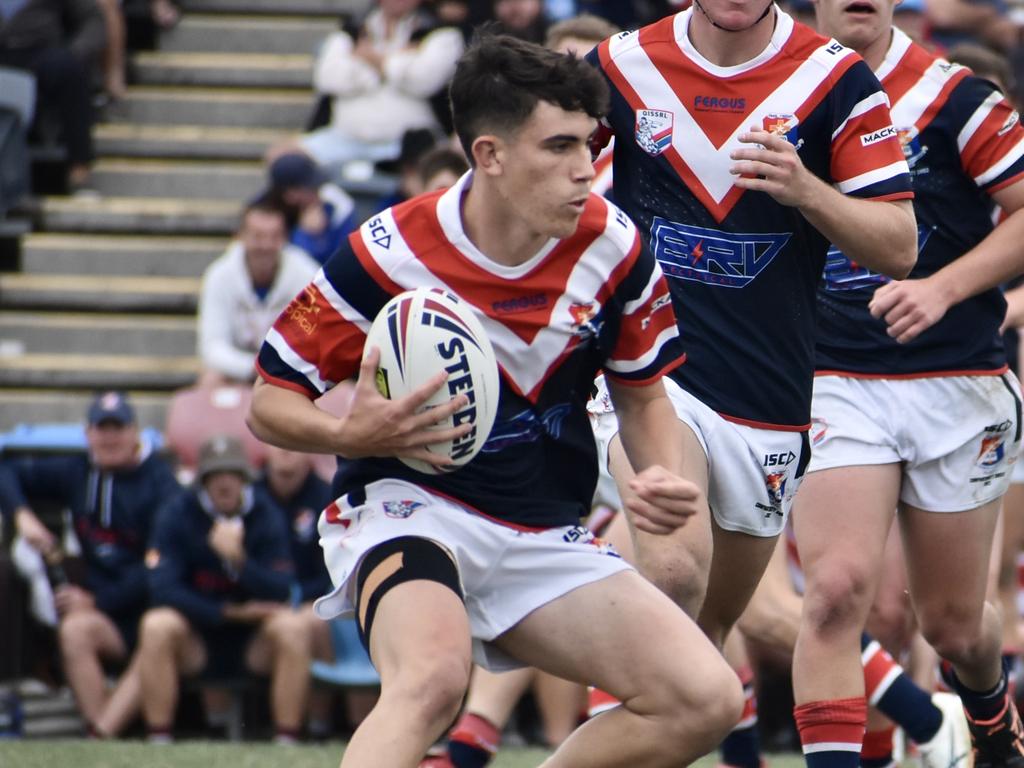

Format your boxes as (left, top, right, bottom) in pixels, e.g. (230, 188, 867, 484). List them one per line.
(804, 564, 873, 638)
(392, 653, 471, 730)
(644, 655, 743, 752)
(917, 602, 984, 662)
(265, 609, 312, 653)
(639, 548, 708, 616)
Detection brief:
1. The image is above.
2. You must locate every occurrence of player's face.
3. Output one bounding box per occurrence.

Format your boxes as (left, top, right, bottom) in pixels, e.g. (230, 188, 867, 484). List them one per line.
(498, 101, 597, 239)
(86, 422, 139, 470)
(814, 0, 896, 51)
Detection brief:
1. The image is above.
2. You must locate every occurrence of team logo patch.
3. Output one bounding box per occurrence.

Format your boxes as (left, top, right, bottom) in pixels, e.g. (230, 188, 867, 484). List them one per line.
(568, 301, 602, 338)
(383, 500, 424, 519)
(284, 285, 320, 335)
(897, 127, 928, 170)
(999, 111, 1020, 136)
(763, 114, 800, 144)
(764, 472, 787, 505)
(977, 435, 1006, 467)
(635, 109, 674, 156)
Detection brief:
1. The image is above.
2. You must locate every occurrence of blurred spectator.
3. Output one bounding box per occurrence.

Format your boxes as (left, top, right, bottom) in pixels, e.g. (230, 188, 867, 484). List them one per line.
(282, 0, 463, 174)
(432, 0, 472, 39)
(416, 147, 468, 192)
(492, 0, 550, 42)
(256, 445, 340, 740)
(0, 391, 181, 737)
(197, 199, 318, 387)
(151, 0, 179, 28)
(893, 0, 931, 46)
(138, 436, 300, 743)
(94, 0, 125, 100)
(926, 0, 1018, 53)
(266, 152, 356, 267)
(0, 0, 106, 194)
(373, 127, 437, 210)
(545, 12, 619, 53)
(947, 40, 1015, 94)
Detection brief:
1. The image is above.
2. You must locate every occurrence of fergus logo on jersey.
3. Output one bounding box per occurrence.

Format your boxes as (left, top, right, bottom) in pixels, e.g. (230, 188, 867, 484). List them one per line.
(651, 217, 791, 288)
(364, 287, 500, 475)
(635, 109, 674, 156)
(693, 96, 746, 113)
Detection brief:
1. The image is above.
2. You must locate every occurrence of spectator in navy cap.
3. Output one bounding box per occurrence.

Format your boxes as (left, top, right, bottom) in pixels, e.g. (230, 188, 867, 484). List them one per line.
(266, 152, 357, 267)
(0, 390, 182, 737)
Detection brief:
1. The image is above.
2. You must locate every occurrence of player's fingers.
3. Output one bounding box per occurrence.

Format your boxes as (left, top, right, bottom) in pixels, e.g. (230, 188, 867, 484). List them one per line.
(631, 515, 678, 536)
(404, 422, 473, 448)
(868, 289, 900, 318)
(356, 347, 381, 390)
(399, 370, 451, 413)
(626, 496, 692, 526)
(409, 395, 469, 430)
(396, 445, 457, 471)
(730, 160, 780, 177)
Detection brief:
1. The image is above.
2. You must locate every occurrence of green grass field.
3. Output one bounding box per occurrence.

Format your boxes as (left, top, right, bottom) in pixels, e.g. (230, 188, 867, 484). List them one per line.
(0, 741, 807, 768)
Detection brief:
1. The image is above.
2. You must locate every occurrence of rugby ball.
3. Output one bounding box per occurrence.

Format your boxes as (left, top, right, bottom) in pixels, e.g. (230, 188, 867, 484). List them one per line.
(364, 287, 500, 474)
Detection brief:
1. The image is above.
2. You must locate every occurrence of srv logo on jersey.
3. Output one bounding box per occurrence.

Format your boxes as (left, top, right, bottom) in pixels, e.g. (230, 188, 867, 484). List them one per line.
(650, 217, 791, 288)
(635, 109, 674, 156)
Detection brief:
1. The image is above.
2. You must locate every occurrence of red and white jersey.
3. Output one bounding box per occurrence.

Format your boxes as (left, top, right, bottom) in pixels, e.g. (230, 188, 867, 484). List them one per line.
(257, 172, 684, 529)
(589, 8, 913, 429)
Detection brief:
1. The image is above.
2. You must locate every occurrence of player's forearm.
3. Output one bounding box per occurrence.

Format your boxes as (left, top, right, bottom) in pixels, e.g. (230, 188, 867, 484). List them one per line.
(929, 207, 1024, 307)
(801, 189, 917, 278)
(247, 378, 346, 455)
(613, 386, 685, 479)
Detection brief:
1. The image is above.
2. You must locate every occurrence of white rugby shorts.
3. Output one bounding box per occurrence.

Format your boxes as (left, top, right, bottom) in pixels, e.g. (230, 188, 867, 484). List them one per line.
(808, 373, 1022, 511)
(313, 479, 631, 671)
(589, 376, 809, 538)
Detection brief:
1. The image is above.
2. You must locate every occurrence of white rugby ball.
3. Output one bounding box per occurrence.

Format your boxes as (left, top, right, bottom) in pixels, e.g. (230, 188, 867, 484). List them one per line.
(364, 287, 500, 474)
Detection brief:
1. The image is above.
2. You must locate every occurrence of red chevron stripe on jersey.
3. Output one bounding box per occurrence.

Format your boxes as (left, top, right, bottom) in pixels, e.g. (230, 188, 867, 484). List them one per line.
(262, 173, 680, 404)
(597, 10, 873, 222)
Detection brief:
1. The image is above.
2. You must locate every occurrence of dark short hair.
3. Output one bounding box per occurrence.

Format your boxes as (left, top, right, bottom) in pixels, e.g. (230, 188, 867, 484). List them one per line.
(449, 33, 610, 162)
(239, 194, 287, 230)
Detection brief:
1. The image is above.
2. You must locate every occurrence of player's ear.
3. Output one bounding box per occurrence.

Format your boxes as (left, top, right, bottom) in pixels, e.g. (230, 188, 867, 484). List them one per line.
(471, 134, 504, 176)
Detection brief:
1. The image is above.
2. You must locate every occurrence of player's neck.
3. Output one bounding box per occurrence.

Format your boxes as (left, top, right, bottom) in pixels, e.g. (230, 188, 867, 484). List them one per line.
(856, 27, 894, 72)
(688, 8, 777, 67)
(461, 182, 550, 267)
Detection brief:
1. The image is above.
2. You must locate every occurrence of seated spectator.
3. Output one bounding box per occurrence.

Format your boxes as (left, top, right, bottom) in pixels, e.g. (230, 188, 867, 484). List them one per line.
(266, 152, 356, 267)
(279, 0, 463, 174)
(138, 436, 300, 743)
(257, 445, 373, 739)
(416, 147, 468, 192)
(373, 127, 437, 211)
(544, 12, 618, 54)
(0, 391, 181, 738)
(0, 0, 106, 194)
(197, 199, 318, 387)
(926, 0, 1018, 52)
(492, 0, 550, 43)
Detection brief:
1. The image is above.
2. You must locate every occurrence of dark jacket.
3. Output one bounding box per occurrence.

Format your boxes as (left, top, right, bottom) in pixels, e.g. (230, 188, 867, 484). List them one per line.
(146, 486, 294, 629)
(0, 447, 181, 620)
(0, 0, 105, 60)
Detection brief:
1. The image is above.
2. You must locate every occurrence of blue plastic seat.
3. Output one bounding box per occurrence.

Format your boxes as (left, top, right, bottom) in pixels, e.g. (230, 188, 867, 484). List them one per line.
(310, 617, 380, 688)
(0, 423, 164, 454)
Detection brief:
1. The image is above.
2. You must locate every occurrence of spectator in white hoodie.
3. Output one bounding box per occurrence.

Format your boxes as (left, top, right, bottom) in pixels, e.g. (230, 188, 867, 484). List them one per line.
(197, 200, 318, 387)
(278, 0, 463, 173)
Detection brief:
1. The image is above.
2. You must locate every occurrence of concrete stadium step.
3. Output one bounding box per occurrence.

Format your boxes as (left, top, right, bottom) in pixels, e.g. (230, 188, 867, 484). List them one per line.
(40, 196, 239, 235)
(109, 86, 312, 129)
(0, 273, 199, 312)
(94, 123, 288, 160)
(159, 14, 335, 54)
(0, 353, 199, 390)
(0, 389, 171, 431)
(180, 0, 366, 16)
(90, 158, 264, 200)
(0, 312, 196, 357)
(133, 51, 313, 88)
(22, 233, 224, 277)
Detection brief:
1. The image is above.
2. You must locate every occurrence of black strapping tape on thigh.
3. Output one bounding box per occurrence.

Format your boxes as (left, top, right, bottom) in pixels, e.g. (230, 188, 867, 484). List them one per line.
(354, 536, 463, 652)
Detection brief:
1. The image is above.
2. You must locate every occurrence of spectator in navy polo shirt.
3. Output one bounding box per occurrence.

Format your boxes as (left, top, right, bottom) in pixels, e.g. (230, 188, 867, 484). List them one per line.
(0, 391, 182, 737)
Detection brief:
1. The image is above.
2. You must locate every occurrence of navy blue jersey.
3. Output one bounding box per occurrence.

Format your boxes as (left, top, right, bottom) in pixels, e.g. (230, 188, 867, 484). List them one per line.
(589, 9, 912, 429)
(256, 471, 332, 602)
(146, 487, 293, 629)
(257, 174, 684, 529)
(0, 447, 180, 620)
(816, 30, 1024, 376)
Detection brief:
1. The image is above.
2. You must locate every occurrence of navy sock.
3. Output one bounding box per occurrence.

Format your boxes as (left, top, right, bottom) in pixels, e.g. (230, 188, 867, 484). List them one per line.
(861, 632, 942, 744)
(948, 663, 1008, 723)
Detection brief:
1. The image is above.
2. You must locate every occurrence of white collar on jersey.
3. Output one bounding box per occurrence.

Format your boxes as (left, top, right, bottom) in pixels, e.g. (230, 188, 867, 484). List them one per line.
(874, 26, 914, 82)
(435, 170, 561, 280)
(676, 4, 795, 78)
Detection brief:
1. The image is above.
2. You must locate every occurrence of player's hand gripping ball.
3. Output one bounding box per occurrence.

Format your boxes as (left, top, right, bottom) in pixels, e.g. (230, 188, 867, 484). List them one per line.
(364, 287, 500, 475)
